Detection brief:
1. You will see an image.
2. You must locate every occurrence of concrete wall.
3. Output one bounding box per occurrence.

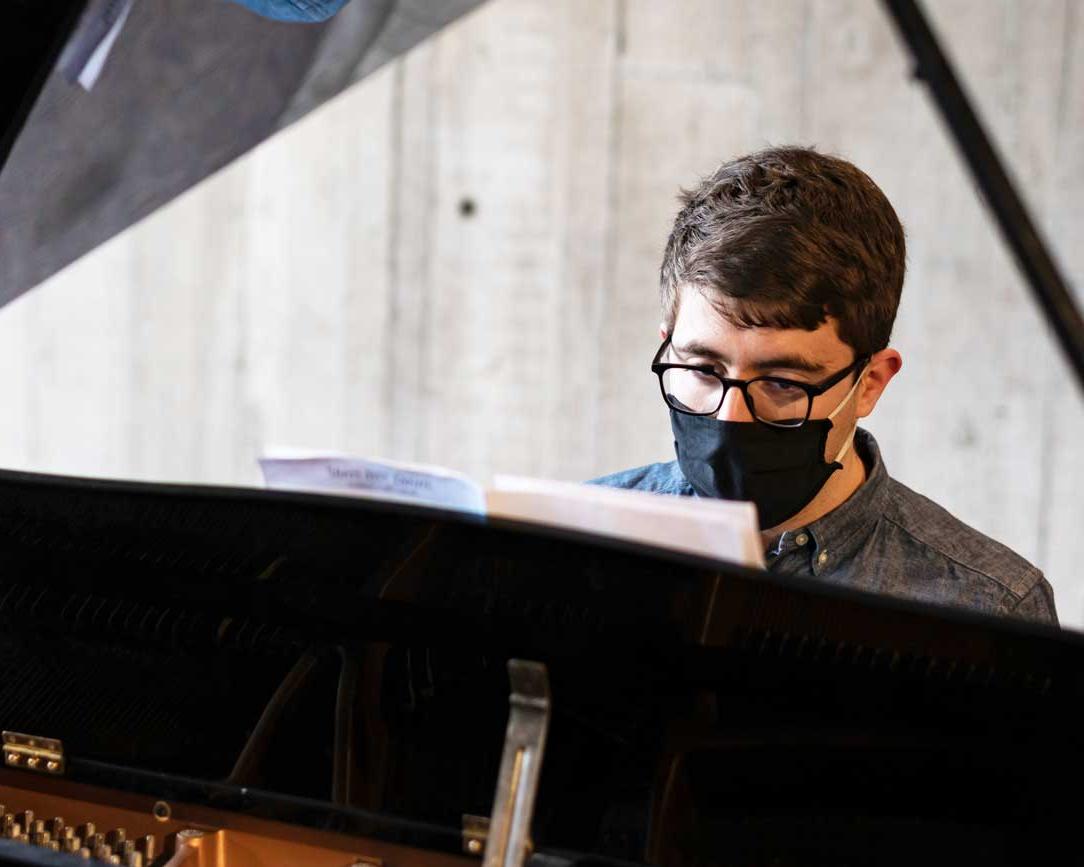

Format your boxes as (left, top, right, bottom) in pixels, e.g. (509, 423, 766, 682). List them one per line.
(1, 0, 1080, 624)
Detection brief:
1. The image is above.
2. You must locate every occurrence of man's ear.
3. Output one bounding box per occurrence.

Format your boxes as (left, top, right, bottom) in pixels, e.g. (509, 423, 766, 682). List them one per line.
(659, 322, 668, 340)
(856, 348, 903, 418)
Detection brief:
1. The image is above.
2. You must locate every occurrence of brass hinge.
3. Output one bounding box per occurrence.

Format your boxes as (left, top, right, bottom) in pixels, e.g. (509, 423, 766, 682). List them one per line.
(2, 731, 65, 775)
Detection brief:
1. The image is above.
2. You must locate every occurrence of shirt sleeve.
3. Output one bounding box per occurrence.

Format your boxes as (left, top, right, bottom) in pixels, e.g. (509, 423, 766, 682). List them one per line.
(1010, 577, 1059, 627)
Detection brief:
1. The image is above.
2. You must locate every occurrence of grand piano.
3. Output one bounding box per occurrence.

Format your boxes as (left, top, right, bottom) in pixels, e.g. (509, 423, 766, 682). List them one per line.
(0, 464, 1078, 867)
(1, 2, 1082, 866)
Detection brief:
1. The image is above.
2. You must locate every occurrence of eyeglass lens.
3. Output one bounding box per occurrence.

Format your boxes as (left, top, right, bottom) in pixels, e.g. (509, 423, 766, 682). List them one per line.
(659, 367, 810, 426)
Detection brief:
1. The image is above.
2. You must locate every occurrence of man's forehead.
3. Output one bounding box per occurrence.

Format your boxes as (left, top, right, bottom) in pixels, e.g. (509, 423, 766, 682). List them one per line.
(670, 290, 851, 365)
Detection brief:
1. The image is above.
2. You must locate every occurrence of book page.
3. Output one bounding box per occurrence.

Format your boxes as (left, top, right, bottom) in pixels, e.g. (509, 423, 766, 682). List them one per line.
(259, 450, 486, 514)
(487, 476, 764, 569)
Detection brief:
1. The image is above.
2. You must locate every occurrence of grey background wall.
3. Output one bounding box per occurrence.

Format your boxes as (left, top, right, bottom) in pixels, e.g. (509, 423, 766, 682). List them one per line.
(0, 0, 1080, 624)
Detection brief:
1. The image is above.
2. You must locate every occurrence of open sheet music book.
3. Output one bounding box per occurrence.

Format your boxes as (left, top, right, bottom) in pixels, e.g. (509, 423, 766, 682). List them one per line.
(259, 450, 765, 569)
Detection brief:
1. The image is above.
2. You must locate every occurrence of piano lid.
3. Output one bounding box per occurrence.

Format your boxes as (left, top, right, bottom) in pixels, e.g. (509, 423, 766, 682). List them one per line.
(0, 0, 485, 309)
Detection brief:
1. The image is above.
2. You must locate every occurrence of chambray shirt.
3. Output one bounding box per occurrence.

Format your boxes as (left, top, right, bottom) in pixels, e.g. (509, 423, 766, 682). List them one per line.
(590, 429, 1058, 626)
(226, 0, 350, 21)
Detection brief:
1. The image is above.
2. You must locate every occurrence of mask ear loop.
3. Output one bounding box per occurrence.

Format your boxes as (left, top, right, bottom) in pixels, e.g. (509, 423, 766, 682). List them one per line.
(826, 361, 871, 464)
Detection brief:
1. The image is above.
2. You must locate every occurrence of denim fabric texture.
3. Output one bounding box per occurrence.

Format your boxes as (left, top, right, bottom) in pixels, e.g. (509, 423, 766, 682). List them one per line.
(226, 0, 350, 22)
(589, 429, 1058, 626)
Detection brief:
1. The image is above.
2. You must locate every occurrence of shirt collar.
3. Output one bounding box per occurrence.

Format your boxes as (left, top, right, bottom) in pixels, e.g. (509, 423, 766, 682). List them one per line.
(796, 427, 889, 575)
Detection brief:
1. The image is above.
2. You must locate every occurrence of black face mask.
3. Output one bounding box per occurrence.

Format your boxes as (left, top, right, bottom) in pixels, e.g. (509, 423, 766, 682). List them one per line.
(670, 410, 852, 529)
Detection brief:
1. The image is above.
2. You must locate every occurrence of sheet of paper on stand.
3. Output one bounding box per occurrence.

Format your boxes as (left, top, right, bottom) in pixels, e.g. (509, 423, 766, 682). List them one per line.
(259, 452, 764, 568)
(489, 475, 764, 569)
(258, 450, 487, 514)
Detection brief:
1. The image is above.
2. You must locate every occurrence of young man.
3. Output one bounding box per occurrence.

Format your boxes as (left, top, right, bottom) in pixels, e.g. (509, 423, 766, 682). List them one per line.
(592, 147, 1057, 626)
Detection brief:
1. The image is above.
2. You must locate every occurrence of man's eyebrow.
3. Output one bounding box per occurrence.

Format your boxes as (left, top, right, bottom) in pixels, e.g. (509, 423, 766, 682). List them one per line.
(671, 340, 827, 374)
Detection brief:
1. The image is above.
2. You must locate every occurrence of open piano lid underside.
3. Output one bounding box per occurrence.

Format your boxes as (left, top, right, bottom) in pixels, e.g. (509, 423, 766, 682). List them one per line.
(0, 0, 486, 308)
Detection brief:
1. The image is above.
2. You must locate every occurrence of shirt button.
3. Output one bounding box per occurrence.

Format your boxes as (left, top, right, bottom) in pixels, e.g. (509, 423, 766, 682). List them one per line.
(817, 551, 829, 566)
(794, 533, 809, 546)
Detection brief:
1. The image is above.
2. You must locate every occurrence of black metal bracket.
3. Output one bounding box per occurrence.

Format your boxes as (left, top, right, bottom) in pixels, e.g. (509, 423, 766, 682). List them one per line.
(881, 0, 1084, 393)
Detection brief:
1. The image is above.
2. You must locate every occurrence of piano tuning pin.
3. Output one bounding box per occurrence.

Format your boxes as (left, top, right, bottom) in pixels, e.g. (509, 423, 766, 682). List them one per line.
(126, 853, 144, 867)
(136, 835, 156, 860)
(106, 828, 126, 847)
(30, 819, 45, 835)
(77, 822, 96, 840)
(16, 811, 33, 830)
(78, 847, 92, 859)
(49, 817, 65, 836)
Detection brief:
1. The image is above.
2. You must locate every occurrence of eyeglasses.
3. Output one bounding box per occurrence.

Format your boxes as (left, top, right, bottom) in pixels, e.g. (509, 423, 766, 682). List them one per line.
(651, 336, 869, 428)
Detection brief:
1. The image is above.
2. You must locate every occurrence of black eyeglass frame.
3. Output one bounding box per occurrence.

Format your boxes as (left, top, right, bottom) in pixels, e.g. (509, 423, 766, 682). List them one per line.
(651, 336, 870, 428)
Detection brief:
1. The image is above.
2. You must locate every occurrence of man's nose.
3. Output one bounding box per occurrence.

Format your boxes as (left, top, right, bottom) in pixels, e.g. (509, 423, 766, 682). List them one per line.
(715, 386, 755, 422)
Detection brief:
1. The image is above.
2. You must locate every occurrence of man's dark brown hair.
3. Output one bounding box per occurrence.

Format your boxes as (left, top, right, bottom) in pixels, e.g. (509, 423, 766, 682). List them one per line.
(660, 147, 906, 357)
